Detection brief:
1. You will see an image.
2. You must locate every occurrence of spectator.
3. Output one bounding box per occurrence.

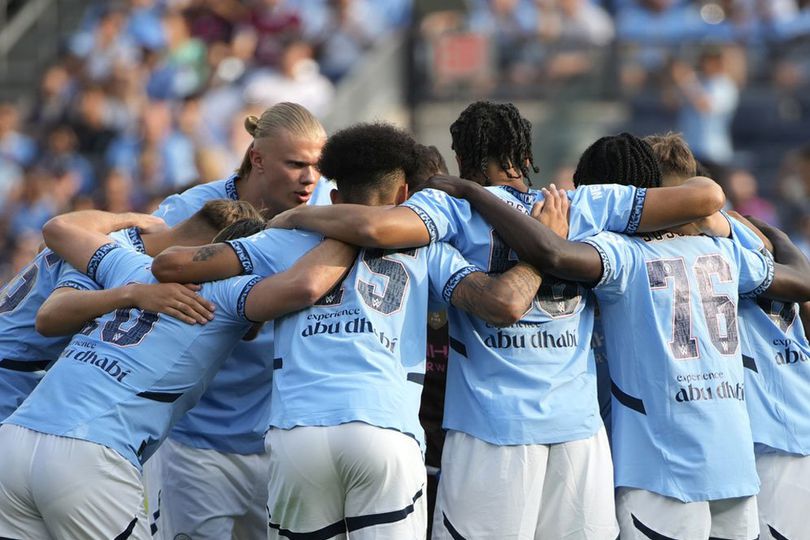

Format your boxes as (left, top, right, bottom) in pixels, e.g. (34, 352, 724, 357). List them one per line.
(246, 0, 303, 68)
(67, 5, 140, 83)
(0, 103, 37, 168)
(27, 65, 76, 132)
(147, 10, 209, 99)
(314, 0, 386, 81)
(672, 47, 739, 166)
(37, 125, 95, 196)
(67, 86, 119, 176)
(726, 168, 781, 225)
(6, 169, 58, 239)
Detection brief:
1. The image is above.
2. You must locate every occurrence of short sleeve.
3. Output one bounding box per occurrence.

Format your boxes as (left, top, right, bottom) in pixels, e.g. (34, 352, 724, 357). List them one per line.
(91, 244, 153, 289)
(424, 241, 481, 305)
(580, 232, 636, 297)
(54, 263, 101, 292)
(226, 229, 322, 276)
(206, 274, 263, 323)
(153, 193, 196, 227)
(725, 212, 765, 251)
(568, 184, 647, 240)
(732, 240, 774, 298)
(400, 189, 473, 244)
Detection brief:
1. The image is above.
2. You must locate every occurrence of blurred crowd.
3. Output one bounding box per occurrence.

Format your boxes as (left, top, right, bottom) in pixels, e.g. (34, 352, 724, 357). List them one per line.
(2, 0, 810, 283)
(0, 0, 409, 282)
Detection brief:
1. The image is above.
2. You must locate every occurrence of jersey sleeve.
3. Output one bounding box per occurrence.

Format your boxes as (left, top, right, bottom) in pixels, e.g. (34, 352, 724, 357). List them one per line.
(152, 193, 197, 227)
(226, 229, 322, 276)
(90, 244, 153, 289)
(206, 274, 264, 323)
(400, 189, 474, 244)
(568, 184, 647, 240)
(725, 212, 765, 251)
(581, 232, 636, 297)
(54, 263, 101, 292)
(731, 239, 774, 298)
(424, 241, 481, 305)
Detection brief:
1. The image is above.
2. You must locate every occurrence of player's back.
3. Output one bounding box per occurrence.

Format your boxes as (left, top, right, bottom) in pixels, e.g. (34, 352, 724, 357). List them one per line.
(584, 230, 773, 501)
(724, 215, 810, 455)
(270, 239, 475, 448)
(4, 246, 258, 468)
(401, 183, 646, 446)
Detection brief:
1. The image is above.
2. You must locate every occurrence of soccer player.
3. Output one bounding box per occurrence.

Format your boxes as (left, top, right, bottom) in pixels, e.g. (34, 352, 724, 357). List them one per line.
(426, 157, 810, 540)
(0, 209, 353, 539)
(645, 133, 810, 540)
(152, 122, 548, 538)
(0, 207, 222, 422)
(264, 102, 732, 538)
(152, 102, 329, 540)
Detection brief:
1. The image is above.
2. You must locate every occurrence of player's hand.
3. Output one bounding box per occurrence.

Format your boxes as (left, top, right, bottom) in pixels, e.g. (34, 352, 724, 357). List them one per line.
(267, 207, 299, 229)
(420, 175, 478, 198)
(127, 283, 215, 324)
(535, 184, 570, 239)
(128, 214, 168, 234)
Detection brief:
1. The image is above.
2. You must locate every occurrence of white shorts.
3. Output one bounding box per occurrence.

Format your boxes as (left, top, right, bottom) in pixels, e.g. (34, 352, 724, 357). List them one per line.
(266, 422, 427, 540)
(142, 442, 166, 539)
(0, 423, 149, 540)
(616, 487, 759, 540)
(433, 427, 617, 540)
(160, 437, 270, 540)
(756, 451, 810, 540)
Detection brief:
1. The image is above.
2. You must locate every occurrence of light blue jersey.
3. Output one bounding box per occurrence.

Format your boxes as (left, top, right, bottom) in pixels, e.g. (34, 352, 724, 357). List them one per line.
(156, 174, 332, 454)
(726, 216, 810, 456)
(583, 230, 773, 501)
(228, 228, 479, 447)
(0, 228, 146, 420)
(4, 244, 260, 469)
(400, 183, 646, 444)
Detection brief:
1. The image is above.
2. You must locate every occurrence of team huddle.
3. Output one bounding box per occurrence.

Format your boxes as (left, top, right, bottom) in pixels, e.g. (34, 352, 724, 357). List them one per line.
(0, 100, 808, 540)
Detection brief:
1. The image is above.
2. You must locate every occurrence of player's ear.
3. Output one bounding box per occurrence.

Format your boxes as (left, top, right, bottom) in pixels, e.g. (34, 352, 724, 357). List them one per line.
(394, 182, 409, 205)
(330, 189, 343, 205)
(249, 145, 263, 172)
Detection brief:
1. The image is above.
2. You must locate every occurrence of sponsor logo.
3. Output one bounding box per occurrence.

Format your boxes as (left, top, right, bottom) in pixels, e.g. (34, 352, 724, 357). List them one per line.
(301, 316, 399, 353)
(61, 346, 131, 382)
(483, 329, 578, 349)
(675, 381, 744, 403)
(775, 347, 808, 366)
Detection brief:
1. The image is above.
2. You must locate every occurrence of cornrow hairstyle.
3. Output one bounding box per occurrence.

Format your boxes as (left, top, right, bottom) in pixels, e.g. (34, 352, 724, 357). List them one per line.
(319, 122, 418, 202)
(450, 101, 538, 184)
(236, 102, 326, 179)
(572, 132, 662, 189)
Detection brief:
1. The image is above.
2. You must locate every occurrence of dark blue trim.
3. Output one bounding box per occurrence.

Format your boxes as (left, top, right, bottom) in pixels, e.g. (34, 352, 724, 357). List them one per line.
(273, 358, 283, 370)
(0, 359, 50, 372)
(268, 517, 346, 540)
(449, 337, 467, 357)
(612, 382, 646, 415)
(582, 239, 611, 288)
(742, 355, 758, 373)
(227, 241, 254, 274)
(442, 266, 479, 303)
(498, 184, 538, 206)
(442, 512, 467, 540)
(225, 175, 239, 200)
(768, 525, 789, 540)
(237, 276, 263, 322)
(345, 488, 423, 532)
(55, 280, 91, 291)
(632, 514, 677, 540)
(402, 202, 439, 242)
(86, 243, 119, 281)
(625, 187, 647, 234)
(113, 516, 139, 540)
(126, 228, 145, 254)
(407, 372, 425, 385)
(745, 251, 775, 298)
(137, 391, 183, 403)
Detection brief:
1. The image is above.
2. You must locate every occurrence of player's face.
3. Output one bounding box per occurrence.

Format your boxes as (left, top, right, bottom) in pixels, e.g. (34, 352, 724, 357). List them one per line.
(252, 130, 325, 215)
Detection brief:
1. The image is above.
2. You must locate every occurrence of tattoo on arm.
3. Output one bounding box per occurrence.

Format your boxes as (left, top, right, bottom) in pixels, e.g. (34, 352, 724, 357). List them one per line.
(192, 244, 225, 262)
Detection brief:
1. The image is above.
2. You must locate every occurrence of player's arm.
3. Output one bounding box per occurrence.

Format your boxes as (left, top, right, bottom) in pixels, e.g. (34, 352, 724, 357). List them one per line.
(636, 176, 728, 234)
(800, 302, 810, 339)
(42, 210, 166, 272)
(267, 204, 431, 249)
(425, 178, 603, 282)
(152, 243, 243, 283)
(747, 217, 810, 302)
(450, 262, 542, 327)
(243, 240, 357, 322)
(36, 284, 215, 337)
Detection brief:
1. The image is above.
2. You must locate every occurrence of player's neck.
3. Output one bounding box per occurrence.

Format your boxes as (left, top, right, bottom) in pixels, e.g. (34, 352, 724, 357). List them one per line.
(233, 174, 268, 212)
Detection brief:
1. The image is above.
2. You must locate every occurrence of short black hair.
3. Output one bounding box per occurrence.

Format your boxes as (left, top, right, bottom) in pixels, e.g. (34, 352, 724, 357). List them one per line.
(573, 132, 662, 189)
(318, 122, 418, 199)
(450, 101, 538, 183)
(409, 144, 449, 190)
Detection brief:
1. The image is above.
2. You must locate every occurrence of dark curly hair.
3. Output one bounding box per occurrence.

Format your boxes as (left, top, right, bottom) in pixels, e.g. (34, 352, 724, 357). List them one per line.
(318, 122, 418, 202)
(450, 101, 538, 184)
(573, 132, 662, 189)
(409, 144, 449, 190)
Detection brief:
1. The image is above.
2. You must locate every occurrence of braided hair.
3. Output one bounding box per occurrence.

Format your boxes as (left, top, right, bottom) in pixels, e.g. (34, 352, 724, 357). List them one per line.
(573, 132, 662, 189)
(450, 101, 538, 184)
